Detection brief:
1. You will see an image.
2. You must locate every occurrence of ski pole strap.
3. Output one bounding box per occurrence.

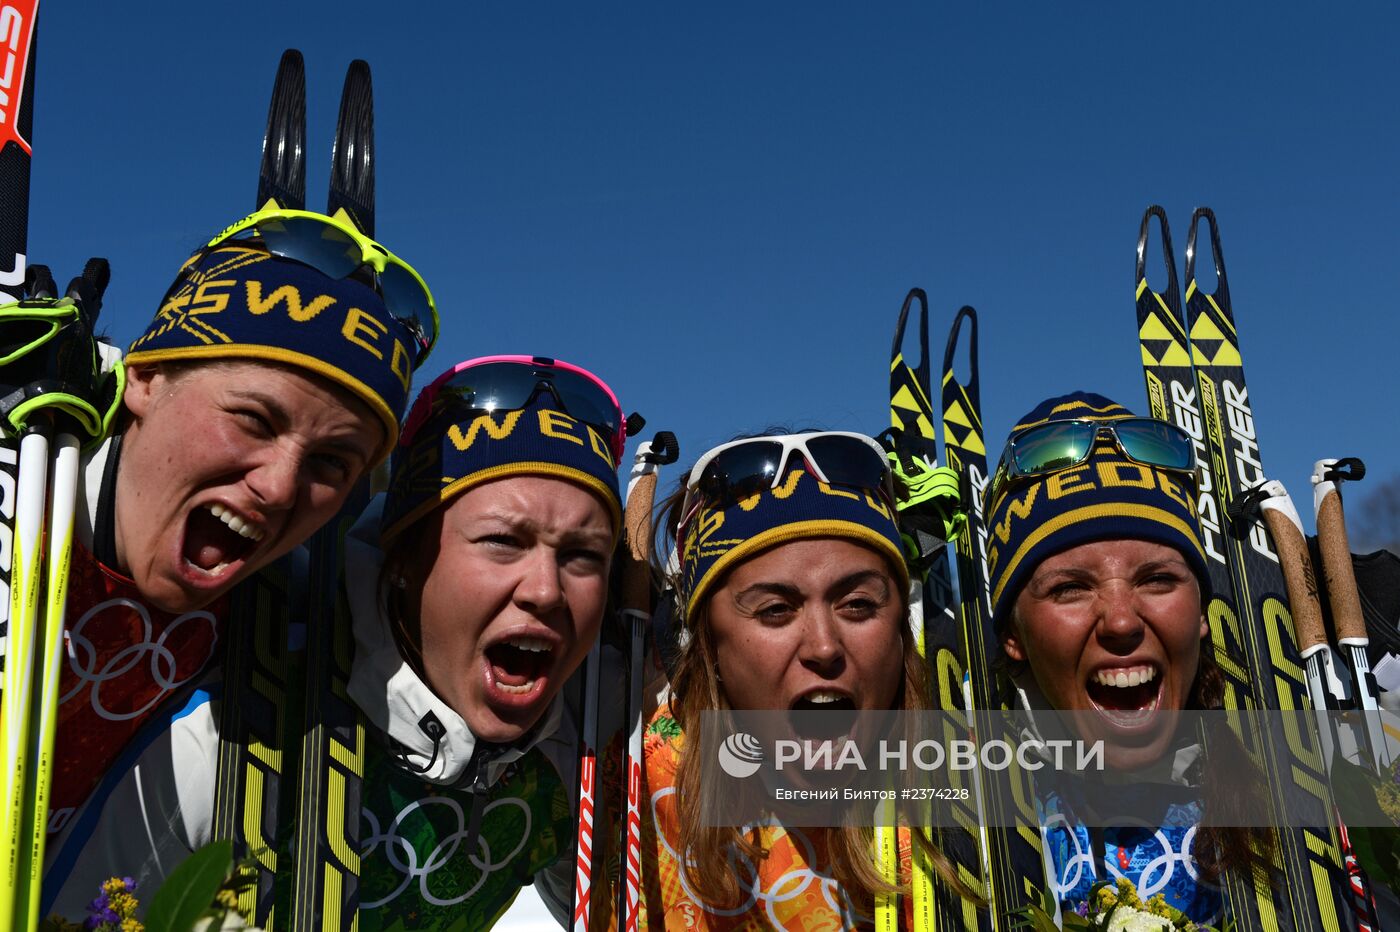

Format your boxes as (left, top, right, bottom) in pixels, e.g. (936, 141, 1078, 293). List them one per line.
(0, 299, 123, 444)
(887, 455, 964, 576)
(888, 456, 963, 537)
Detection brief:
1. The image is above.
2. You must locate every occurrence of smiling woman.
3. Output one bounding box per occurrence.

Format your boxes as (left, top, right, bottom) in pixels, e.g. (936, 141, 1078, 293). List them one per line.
(341, 355, 627, 929)
(41, 225, 431, 917)
(985, 391, 1273, 924)
(637, 430, 978, 930)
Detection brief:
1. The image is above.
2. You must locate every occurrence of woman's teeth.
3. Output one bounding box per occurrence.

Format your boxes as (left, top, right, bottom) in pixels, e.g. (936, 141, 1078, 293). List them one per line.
(504, 636, 553, 654)
(804, 690, 847, 704)
(1092, 666, 1157, 689)
(1085, 664, 1163, 724)
(490, 637, 555, 694)
(209, 503, 265, 542)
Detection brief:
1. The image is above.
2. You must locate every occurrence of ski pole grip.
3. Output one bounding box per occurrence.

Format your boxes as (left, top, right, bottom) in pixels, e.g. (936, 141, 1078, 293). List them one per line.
(1254, 486, 1327, 652)
(1257, 501, 1328, 654)
(621, 470, 658, 613)
(620, 431, 677, 613)
(1316, 486, 1368, 644)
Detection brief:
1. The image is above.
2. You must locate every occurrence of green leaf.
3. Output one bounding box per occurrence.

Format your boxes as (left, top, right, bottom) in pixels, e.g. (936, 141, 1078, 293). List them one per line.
(1007, 905, 1069, 932)
(144, 840, 236, 932)
(1329, 756, 1400, 888)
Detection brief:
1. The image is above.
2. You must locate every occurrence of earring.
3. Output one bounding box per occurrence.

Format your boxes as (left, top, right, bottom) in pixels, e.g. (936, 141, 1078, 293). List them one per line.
(391, 575, 408, 589)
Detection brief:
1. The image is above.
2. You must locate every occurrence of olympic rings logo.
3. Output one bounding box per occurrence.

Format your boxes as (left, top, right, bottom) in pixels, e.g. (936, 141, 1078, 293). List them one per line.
(651, 786, 865, 927)
(60, 597, 218, 722)
(1047, 816, 1197, 901)
(361, 795, 532, 908)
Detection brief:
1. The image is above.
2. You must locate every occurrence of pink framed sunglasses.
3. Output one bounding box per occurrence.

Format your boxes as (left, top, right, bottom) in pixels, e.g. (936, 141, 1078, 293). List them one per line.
(400, 355, 629, 462)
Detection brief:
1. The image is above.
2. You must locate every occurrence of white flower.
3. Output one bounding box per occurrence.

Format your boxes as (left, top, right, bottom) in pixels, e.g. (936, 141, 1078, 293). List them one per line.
(1105, 905, 1174, 932)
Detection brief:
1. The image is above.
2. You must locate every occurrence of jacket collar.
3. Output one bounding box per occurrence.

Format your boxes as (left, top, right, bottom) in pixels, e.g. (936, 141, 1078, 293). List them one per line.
(345, 497, 562, 787)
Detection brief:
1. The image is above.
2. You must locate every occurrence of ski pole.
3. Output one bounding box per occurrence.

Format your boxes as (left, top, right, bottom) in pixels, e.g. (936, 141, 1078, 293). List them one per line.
(1233, 482, 1340, 748)
(1, 264, 57, 930)
(616, 432, 677, 932)
(571, 642, 603, 930)
(1313, 458, 1393, 772)
(0, 414, 51, 929)
(18, 423, 76, 926)
(0, 0, 40, 914)
(1232, 480, 1380, 931)
(875, 795, 899, 932)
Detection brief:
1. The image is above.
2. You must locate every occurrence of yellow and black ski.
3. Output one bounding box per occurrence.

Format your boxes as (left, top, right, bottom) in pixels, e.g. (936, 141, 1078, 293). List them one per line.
(887, 288, 992, 930)
(940, 306, 1050, 926)
(284, 59, 378, 932)
(1134, 205, 1352, 930)
(210, 51, 308, 926)
(1183, 207, 1353, 929)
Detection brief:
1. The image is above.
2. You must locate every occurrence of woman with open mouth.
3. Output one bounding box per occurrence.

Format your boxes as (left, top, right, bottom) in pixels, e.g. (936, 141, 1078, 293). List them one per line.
(638, 430, 979, 929)
(342, 355, 628, 928)
(41, 208, 438, 916)
(985, 391, 1274, 924)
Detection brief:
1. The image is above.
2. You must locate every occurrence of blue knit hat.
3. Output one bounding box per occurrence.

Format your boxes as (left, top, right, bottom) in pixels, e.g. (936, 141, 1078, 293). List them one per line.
(127, 243, 419, 463)
(679, 454, 909, 623)
(380, 382, 623, 547)
(984, 392, 1209, 632)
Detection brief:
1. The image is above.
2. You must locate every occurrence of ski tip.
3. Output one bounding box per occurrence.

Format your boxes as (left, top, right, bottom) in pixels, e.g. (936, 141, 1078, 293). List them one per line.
(276, 48, 305, 75)
(1184, 206, 1226, 296)
(257, 48, 308, 211)
(941, 304, 979, 375)
(328, 59, 375, 236)
(891, 287, 930, 364)
(1136, 205, 1178, 295)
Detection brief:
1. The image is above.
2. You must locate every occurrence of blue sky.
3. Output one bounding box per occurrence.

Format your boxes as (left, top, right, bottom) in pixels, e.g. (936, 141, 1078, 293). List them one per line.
(25, 3, 1400, 535)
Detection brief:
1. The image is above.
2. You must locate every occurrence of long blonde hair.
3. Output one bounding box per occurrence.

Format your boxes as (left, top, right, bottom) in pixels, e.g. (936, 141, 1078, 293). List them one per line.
(657, 481, 981, 911)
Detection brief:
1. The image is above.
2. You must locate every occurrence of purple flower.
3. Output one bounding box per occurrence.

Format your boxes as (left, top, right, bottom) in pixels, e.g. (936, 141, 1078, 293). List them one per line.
(1075, 901, 1090, 917)
(85, 890, 115, 928)
(84, 877, 138, 929)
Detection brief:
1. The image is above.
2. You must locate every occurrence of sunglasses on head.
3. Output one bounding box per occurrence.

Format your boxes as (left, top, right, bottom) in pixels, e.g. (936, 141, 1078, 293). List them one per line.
(679, 431, 895, 528)
(400, 355, 629, 463)
(162, 207, 439, 369)
(988, 416, 1198, 509)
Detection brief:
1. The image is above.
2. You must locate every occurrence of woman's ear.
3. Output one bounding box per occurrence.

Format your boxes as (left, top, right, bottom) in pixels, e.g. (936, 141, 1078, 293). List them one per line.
(1001, 627, 1026, 663)
(122, 364, 163, 419)
(1199, 611, 1209, 641)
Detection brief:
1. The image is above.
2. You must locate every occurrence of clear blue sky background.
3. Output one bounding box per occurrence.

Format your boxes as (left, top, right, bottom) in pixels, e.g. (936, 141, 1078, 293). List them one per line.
(23, 3, 1400, 534)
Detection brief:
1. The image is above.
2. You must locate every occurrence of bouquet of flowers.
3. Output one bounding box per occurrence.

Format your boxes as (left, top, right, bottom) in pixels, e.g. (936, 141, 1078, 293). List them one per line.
(1012, 878, 1235, 932)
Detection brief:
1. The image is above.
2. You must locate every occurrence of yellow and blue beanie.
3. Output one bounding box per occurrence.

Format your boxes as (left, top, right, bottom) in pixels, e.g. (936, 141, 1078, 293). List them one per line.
(679, 459, 909, 623)
(984, 392, 1209, 632)
(379, 387, 623, 548)
(127, 243, 418, 464)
